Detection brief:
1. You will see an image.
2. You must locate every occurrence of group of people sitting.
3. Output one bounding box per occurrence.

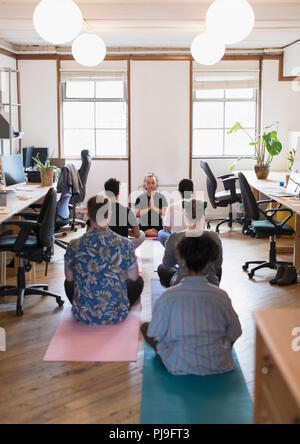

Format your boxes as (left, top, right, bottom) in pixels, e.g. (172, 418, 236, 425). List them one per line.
(64, 174, 242, 376)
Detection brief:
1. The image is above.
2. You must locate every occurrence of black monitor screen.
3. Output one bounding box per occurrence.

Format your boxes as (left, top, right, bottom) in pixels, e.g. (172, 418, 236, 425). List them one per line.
(23, 146, 34, 169)
(32, 147, 49, 165)
(1, 154, 26, 186)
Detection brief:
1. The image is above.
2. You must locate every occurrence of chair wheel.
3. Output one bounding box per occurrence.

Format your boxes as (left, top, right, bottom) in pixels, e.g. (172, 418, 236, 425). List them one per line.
(17, 307, 24, 317)
(63, 233, 67, 237)
(216, 229, 220, 234)
(243, 265, 249, 271)
(207, 224, 211, 230)
(56, 298, 64, 308)
(248, 272, 254, 279)
(80, 223, 86, 228)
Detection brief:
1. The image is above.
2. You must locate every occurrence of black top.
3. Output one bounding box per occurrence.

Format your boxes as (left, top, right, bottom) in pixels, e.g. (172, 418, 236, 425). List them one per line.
(109, 202, 138, 238)
(134, 191, 168, 231)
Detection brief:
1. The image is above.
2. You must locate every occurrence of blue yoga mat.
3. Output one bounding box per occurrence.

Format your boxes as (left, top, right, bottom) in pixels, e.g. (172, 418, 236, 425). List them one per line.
(141, 280, 253, 424)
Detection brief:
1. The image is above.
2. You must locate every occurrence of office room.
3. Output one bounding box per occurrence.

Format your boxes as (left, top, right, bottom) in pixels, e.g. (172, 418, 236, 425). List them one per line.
(0, 0, 299, 427)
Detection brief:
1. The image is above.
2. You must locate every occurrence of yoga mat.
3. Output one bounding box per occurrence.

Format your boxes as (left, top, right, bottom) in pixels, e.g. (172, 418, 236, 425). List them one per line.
(44, 304, 141, 362)
(153, 240, 165, 271)
(141, 343, 253, 425)
(142, 279, 253, 424)
(145, 237, 159, 241)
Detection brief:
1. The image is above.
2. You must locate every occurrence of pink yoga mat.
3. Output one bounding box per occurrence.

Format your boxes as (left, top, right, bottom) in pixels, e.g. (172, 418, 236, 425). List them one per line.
(153, 240, 165, 271)
(43, 304, 141, 362)
(137, 256, 143, 273)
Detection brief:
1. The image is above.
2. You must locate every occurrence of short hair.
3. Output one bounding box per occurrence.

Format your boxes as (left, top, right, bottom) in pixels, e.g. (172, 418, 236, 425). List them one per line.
(87, 194, 111, 226)
(143, 173, 159, 190)
(182, 198, 207, 224)
(178, 179, 194, 198)
(104, 178, 120, 197)
(177, 233, 220, 273)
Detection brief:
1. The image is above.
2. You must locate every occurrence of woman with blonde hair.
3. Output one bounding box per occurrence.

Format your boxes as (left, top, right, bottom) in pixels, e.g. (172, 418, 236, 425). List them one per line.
(134, 173, 168, 237)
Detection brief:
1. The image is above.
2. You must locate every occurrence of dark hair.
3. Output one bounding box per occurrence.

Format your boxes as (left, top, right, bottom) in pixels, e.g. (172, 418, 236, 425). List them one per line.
(177, 233, 220, 273)
(104, 178, 120, 197)
(87, 195, 110, 225)
(178, 179, 194, 199)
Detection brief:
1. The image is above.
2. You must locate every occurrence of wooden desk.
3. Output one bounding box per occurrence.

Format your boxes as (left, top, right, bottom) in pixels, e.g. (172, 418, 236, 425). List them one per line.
(254, 309, 300, 424)
(241, 170, 300, 271)
(0, 183, 54, 224)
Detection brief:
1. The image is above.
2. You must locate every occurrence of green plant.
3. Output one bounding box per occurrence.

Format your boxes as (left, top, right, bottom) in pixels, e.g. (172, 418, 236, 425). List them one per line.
(288, 148, 296, 172)
(32, 154, 57, 180)
(228, 121, 283, 171)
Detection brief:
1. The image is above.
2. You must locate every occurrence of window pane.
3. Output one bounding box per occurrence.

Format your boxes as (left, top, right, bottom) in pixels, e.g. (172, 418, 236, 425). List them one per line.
(96, 130, 127, 157)
(225, 101, 256, 129)
(196, 89, 224, 99)
(96, 81, 124, 99)
(193, 102, 224, 129)
(66, 82, 94, 98)
(96, 102, 127, 129)
(225, 88, 255, 99)
(63, 102, 94, 129)
(63, 129, 95, 157)
(225, 129, 256, 156)
(193, 130, 223, 157)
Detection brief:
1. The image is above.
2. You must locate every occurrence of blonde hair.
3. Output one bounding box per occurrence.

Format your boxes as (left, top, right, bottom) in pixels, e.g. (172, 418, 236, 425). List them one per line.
(143, 173, 159, 190)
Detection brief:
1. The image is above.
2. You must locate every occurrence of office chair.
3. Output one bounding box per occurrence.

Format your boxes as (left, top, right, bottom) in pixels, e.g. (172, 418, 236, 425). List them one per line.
(200, 161, 243, 233)
(0, 188, 64, 316)
(69, 149, 92, 229)
(238, 172, 294, 279)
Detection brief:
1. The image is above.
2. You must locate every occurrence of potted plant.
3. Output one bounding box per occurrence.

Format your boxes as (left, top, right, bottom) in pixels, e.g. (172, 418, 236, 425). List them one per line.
(33, 155, 57, 187)
(228, 121, 283, 180)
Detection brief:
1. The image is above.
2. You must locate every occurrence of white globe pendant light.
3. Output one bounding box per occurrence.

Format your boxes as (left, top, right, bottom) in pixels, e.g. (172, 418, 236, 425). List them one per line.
(33, 0, 83, 45)
(206, 0, 255, 45)
(72, 33, 107, 67)
(191, 32, 225, 66)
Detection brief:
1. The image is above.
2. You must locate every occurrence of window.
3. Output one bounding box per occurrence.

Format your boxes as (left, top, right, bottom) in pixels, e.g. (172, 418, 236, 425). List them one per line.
(192, 70, 259, 158)
(62, 78, 128, 158)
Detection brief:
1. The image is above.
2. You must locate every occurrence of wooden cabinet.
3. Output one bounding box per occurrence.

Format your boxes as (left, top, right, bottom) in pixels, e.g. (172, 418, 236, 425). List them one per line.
(254, 309, 300, 425)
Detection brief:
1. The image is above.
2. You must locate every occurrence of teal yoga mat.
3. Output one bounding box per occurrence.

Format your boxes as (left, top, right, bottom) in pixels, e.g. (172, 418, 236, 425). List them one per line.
(141, 280, 253, 424)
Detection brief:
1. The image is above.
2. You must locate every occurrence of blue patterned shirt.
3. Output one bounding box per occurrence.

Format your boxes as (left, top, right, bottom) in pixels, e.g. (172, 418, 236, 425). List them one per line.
(64, 228, 137, 325)
(148, 276, 242, 376)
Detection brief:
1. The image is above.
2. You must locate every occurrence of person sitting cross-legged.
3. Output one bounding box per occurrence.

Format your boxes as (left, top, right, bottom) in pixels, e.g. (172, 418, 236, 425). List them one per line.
(64, 195, 144, 325)
(141, 233, 242, 376)
(104, 177, 145, 249)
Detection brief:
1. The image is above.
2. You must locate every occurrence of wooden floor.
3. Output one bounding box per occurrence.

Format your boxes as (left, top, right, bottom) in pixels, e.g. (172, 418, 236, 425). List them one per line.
(0, 227, 299, 424)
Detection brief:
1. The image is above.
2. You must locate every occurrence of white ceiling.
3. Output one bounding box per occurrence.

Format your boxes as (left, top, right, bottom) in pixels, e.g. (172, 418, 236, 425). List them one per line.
(0, 1, 300, 51)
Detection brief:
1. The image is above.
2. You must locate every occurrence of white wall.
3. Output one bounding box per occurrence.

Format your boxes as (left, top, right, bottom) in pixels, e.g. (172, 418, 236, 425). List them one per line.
(130, 61, 190, 193)
(284, 41, 300, 77)
(19, 60, 58, 157)
(0, 53, 18, 155)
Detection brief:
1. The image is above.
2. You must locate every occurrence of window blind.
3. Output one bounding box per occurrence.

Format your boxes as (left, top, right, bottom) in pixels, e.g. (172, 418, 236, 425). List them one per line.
(193, 70, 259, 90)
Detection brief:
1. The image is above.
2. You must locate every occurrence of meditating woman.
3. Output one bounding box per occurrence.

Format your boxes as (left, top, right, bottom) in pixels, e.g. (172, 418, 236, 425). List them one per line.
(134, 173, 168, 237)
(157, 198, 223, 288)
(141, 233, 242, 376)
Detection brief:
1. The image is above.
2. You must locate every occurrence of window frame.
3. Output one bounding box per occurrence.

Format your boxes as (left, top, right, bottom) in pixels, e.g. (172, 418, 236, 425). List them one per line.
(61, 80, 129, 159)
(192, 86, 259, 159)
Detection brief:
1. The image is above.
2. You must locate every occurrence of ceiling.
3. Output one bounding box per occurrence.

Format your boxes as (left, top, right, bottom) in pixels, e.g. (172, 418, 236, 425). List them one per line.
(1, 1, 300, 53)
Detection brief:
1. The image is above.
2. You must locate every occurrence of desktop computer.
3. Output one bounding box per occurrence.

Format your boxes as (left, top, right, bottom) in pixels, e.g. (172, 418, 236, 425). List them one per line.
(22, 147, 49, 182)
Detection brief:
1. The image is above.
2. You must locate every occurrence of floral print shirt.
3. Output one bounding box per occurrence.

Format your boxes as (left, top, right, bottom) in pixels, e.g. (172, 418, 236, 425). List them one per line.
(64, 228, 137, 325)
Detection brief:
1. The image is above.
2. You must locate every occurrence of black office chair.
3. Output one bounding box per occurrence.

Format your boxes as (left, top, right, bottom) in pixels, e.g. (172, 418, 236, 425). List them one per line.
(238, 172, 294, 279)
(0, 188, 64, 316)
(69, 149, 92, 229)
(200, 161, 243, 233)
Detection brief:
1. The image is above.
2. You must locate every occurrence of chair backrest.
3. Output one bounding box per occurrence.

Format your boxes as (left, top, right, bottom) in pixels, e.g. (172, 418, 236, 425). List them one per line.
(238, 173, 260, 220)
(38, 188, 57, 248)
(200, 161, 218, 209)
(71, 149, 92, 205)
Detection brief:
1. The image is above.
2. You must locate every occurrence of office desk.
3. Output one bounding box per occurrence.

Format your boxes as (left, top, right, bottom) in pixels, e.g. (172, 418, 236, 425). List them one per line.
(0, 184, 54, 224)
(241, 171, 300, 271)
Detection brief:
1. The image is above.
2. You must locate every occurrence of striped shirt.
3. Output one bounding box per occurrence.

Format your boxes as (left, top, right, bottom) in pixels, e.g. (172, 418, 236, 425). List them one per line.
(148, 276, 242, 376)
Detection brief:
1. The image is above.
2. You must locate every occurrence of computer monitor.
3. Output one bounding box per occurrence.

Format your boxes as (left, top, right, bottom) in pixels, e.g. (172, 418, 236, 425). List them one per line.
(23, 146, 34, 169)
(1, 154, 26, 186)
(32, 147, 49, 165)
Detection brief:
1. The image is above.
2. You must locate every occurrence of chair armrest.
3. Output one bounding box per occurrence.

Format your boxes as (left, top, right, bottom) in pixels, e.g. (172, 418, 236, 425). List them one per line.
(264, 207, 294, 227)
(220, 177, 240, 201)
(29, 204, 42, 212)
(17, 212, 39, 221)
(257, 200, 275, 206)
(2, 220, 40, 229)
(218, 174, 236, 180)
